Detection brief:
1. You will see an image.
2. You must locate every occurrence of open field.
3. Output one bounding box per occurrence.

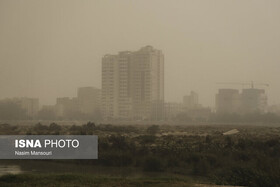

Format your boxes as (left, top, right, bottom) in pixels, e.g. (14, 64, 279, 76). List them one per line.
(0, 122, 279, 187)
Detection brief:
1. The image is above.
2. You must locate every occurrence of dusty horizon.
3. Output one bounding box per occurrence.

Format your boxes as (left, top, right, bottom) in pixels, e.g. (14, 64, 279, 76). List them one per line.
(1, 0, 280, 107)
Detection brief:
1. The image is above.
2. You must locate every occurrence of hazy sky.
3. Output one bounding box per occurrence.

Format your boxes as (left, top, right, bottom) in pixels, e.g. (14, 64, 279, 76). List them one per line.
(0, 0, 280, 107)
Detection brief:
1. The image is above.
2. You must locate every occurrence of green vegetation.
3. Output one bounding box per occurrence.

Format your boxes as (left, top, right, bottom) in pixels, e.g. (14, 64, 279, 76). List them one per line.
(0, 122, 279, 186)
(0, 174, 192, 187)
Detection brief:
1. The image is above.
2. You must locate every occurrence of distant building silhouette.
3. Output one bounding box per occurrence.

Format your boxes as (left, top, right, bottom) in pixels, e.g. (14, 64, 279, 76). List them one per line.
(56, 97, 78, 118)
(164, 92, 211, 121)
(241, 88, 267, 114)
(18, 97, 39, 118)
(268, 104, 280, 115)
(102, 46, 164, 120)
(77, 87, 101, 115)
(164, 102, 184, 120)
(216, 88, 267, 114)
(53, 87, 101, 119)
(216, 89, 241, 114)
(183, 91, 199, 109)
(0, 97, 39, 119)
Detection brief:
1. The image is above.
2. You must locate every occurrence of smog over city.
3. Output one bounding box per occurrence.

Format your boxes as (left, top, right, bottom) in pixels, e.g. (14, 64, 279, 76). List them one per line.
(0, 1, 280, 186)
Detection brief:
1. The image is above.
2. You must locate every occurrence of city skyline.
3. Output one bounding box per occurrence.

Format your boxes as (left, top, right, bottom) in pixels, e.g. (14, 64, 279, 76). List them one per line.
(1, 1, 280, 107)
(0, 2, 279, 186)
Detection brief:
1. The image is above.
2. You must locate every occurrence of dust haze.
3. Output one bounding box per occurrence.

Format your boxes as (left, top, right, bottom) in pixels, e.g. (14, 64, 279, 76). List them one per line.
(0, 0, 280, 107)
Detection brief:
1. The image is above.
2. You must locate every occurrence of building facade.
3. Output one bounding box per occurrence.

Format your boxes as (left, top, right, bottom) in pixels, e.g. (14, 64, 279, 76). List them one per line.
(19, 97, 39, 117)
(54, 87, 101, 119)
(216, 89, 241, 114)
(241, 88, 267, 114)
(216, 88, 268, 114)
(102, 46, 164, 120)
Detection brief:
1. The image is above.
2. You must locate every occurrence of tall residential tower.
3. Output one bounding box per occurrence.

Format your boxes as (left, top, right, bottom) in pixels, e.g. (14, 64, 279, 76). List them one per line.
(102, 46, 164, 120)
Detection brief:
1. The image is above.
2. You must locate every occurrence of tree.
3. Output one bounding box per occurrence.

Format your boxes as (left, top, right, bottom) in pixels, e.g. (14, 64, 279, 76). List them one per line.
(49, 123, 62, 133)
(144, 156, 163, 172)
(146, 125, 160, 135)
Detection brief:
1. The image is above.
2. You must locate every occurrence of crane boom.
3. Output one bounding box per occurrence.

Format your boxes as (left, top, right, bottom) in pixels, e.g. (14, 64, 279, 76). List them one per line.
(216, 81, 269, 88)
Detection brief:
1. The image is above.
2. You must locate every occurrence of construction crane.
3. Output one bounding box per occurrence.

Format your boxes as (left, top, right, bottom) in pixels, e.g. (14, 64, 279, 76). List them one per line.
(216, 81, 269, 89)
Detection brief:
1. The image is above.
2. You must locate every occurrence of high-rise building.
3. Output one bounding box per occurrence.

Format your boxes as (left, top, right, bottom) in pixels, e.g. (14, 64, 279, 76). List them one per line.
(268, 104, 280, 115)
(215, 89, 241, 114)
(215, 88, 268, 114)
(102, 46, 164, 120)
(19, 97, 39, 118)
(241, 88, 267, 114)
(102, 52, 130, 120)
